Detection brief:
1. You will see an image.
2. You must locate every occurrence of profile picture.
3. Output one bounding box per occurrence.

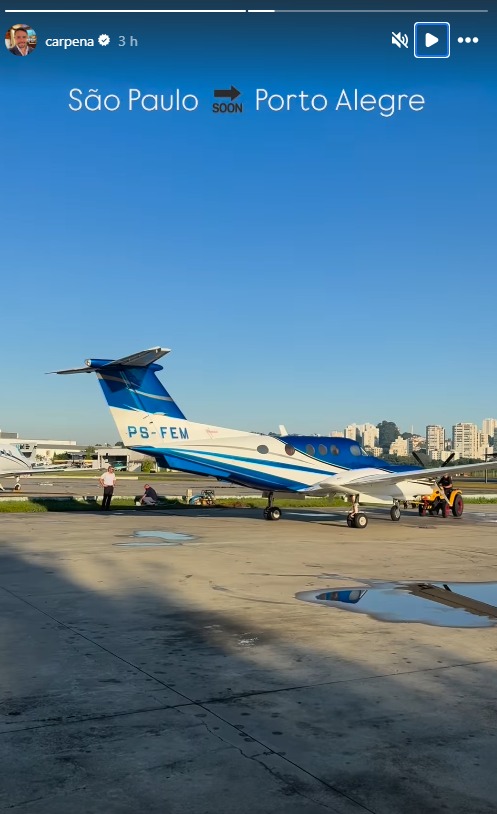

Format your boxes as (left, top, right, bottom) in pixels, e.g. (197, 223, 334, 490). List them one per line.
(5, 24, 37, 56)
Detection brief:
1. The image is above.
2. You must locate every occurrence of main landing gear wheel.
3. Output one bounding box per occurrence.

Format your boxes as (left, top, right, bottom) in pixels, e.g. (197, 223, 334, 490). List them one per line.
(390, 505, 401, 522)
(263, 506, 281, 521)
(347, 513, 368, 529)
(452, 494, 464, 518)
(263, 491, 282, 521)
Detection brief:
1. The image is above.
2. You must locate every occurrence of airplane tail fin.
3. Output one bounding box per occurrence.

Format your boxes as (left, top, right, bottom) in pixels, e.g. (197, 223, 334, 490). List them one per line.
(53, 347, 185, 419)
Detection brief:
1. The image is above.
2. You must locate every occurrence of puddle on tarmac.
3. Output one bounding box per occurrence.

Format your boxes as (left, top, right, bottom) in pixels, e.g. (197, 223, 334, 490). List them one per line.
(296, 582, 497, 628)
(115, 530, 195, 548)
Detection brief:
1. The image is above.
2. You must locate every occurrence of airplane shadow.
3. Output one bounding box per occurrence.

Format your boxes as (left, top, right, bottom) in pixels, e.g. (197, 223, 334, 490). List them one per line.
(150, 506, 440, 529)
(0, 499, 466, 530)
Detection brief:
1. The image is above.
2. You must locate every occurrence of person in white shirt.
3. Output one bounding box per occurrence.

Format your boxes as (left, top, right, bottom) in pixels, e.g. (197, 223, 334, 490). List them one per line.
(99, 466, 116, 510)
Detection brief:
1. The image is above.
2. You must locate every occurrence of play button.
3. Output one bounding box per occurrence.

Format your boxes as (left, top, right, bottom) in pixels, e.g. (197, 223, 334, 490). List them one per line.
(414, 22, 450, 58)
(425, 32, 439, 47)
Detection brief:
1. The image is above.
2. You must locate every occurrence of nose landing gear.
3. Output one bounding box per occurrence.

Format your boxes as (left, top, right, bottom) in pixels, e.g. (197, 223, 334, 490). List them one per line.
(390, 502, 401, 521)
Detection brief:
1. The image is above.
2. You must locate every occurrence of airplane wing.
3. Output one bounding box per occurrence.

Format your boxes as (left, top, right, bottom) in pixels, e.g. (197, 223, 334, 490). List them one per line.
(314, 458, 497, 492)
(0, 464, 69, 478)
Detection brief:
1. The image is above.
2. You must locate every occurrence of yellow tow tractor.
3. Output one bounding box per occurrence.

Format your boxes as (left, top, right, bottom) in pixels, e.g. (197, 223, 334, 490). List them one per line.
(410, 452, 464, 518)
(415, 486, 464, 518)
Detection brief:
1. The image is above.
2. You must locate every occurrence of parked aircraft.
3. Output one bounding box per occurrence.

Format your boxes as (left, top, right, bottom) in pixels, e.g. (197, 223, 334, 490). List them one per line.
(0, 443, 68, 490)
(54, 347, 497, 528)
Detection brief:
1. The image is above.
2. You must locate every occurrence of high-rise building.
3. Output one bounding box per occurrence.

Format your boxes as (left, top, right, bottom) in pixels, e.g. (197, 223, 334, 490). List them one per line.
(361, 423, 379, 449)
(426, 425, 445, 454)
(389, 437, 408, 456)
(343, 423, 379, 446)
(452, 423, 480, 459)
(482, 418, 497, 445)
(344, 424, 361, 441)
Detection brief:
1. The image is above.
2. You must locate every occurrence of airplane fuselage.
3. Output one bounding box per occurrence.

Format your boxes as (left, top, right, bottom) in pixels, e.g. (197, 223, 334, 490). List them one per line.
(111, 407, 433, 501)
(0, 445, 31, 475)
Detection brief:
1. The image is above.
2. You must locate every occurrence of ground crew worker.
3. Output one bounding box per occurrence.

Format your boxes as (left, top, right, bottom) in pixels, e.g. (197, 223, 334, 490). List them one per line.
(438, 473, 453, 498)
(140, 484, 158, 506)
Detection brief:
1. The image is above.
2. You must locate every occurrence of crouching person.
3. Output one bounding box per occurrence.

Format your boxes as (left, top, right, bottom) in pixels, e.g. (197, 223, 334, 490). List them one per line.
(140, 483, 159, 506)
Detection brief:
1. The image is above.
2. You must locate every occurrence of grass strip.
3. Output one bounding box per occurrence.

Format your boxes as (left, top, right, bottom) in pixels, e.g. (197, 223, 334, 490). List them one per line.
(2, 495, 497, 513)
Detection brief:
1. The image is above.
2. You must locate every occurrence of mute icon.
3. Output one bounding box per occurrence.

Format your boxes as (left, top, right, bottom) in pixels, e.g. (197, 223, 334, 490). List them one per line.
(392, 31, 409, 49)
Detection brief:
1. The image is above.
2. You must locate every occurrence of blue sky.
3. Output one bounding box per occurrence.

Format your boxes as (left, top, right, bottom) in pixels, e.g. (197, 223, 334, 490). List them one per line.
(2, 6, 495, 443)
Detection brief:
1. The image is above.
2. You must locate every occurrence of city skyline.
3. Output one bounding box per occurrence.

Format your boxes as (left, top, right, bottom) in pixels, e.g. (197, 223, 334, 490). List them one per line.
(339, 418, 497, 438)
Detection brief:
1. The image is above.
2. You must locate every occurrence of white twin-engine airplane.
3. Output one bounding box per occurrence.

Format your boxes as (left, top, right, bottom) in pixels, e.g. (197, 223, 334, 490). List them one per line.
(0, 443, 67, 491)
(54, 347, 495, 529)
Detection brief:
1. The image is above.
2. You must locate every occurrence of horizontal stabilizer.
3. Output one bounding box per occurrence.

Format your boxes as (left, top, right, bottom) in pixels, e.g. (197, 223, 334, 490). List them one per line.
(52, 347, 171, 375)
(52, 345, 185, 421)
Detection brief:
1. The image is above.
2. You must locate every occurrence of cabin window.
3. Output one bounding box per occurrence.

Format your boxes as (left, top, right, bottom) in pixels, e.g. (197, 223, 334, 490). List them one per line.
(306, 444, 316, 456)
(257, 444, 269, 454)
(350, 444, 361, 456)
(330, 445, 339, 456)
(318, 444, 327, 456)
(285, 444, 296, 456)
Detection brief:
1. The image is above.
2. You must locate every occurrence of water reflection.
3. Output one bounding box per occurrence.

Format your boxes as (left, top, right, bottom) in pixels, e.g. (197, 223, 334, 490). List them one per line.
(296, 582, 497, 628)
(115, 530, 195, 548)
(317, 589, 367, 604)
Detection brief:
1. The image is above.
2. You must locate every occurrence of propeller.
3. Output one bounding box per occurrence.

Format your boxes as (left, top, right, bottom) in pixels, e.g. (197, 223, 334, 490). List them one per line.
(412, 450, 429, 468)
(412, 450, 455, 470)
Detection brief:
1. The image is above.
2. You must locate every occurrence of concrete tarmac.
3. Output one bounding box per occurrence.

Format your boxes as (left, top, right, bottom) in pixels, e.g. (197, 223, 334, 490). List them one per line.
(1, 506, 497, 813)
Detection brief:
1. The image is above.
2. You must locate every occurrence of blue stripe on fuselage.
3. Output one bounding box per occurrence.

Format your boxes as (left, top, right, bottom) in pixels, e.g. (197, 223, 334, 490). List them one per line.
(133, 446, 315, 491)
